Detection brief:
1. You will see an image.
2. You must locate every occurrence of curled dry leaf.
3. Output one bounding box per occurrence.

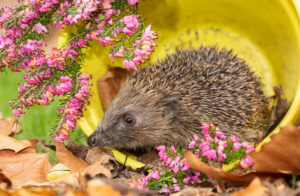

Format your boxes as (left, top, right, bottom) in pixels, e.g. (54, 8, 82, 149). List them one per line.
(0, 170, 11, 189)
(56, 142, 113, 179)
(231, 178, 269, 196)
(0, 150, 50, 188)
(55, 142, 88, 173)
(83, 161, 112, 179)
(184, 150, 289, 185)
(97, 67, 131, 110)
(87, 179, 121, 196)
(250, 124, 300, 173)
(0, 114, 20, 137)
(170, 187, 215, 196)
(11, 187, 55, 196)
(0, 135, 32, 153)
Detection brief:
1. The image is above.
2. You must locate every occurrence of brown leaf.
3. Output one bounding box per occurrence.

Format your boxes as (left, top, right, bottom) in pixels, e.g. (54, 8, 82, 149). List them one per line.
(66, 141, 89, 161)
(85, 147, 113, 164)
(64, 188, 87, 196)
(83, 160, 112, 179)
(250, 124, 300, 173)
(11, 187, 55, 196)
(87, 179, 122, 196)
(0, 114, 19, 137)
(184, 151, 288, 185)
(231, 178, 269, 196)
(0, 150, 49, 188)
(171, 187, 215, 196)
(0, 189, 10, 196)
(56, 142, 88, 172)
(97, 67, 131, 110)
(0, 170, 11, 189)
(0, 135, 32, 153)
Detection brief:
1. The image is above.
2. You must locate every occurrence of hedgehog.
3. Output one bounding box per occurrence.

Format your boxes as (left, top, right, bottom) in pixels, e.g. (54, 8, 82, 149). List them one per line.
(88, 47, 272, 149)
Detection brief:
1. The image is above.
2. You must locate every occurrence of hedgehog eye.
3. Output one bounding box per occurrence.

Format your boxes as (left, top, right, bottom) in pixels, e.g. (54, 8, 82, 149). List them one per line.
(123, 114, 136, 126)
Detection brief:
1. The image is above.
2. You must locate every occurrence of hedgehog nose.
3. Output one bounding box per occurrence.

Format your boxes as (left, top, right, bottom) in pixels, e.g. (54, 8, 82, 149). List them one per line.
(87, 133, 99, 147)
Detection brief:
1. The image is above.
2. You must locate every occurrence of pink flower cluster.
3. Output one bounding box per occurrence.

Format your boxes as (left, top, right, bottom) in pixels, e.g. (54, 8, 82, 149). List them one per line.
(54, 0, 102, 28)
(54, 73, 92, 141)
(0, 0, 155, 140)
(133, 124, 255, 194)
(188, 124, 255, 167)
(134, 144, 201, 194)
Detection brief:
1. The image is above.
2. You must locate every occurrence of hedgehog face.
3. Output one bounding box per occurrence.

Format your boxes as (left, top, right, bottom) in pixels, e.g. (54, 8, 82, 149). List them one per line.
(87, 92, 170, 149)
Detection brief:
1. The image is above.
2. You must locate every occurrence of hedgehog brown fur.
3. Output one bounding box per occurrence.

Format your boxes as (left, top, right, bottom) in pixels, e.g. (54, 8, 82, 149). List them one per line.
(88, 46, 271, 149)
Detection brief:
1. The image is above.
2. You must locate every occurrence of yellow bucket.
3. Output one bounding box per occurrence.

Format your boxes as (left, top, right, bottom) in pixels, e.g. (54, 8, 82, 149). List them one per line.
(60, 0, 300, 147)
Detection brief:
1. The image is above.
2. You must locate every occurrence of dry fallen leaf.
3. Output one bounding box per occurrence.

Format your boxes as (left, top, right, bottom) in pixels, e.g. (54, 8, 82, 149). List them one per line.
(171, 187, 215, 196)
(0, 189, 10, 196)
(83, 160, 112, 179)
(0, 135, 33, 153)
(0, 150, 50, 188)
(11, 187, 55, 196)
(0, 114, 20, 137)
(56, 142, 88, 173)
(231, 178, 269, 196)
(0, 170, 11, 189)
(97, 67, 131, 110)
(250, 124, 300, 173)
(64, 188, 87, 196)
(87, 179, 121, 196)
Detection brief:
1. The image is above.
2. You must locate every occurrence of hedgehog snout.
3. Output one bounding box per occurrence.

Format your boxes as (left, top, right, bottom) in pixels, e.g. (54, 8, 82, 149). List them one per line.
(87, 131, 100, 147)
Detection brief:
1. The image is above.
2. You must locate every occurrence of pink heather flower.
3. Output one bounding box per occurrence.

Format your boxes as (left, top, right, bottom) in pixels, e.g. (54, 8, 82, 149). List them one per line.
(148, 170, 160, 180)
(193, 134, 200, 142)
(133, 40, 142, 46)
(105, 9, 113, 19)
(232, 142, 242, 151)
(200, 124, 210, 130)
(172, 177, 177, 183)
(121, 15, 140, 29)
(230, 135, 240, 143)
(53, 134, 69, 142)
(191, 175, 200, 181)
(134, 49, 146, 56)
(240, 155, 254, 169)
(215, 131, 226, 138)
(158, 152, 168, 161)
(194, 171, 201, 176)
(18, 85, 25, 93)
(164, 157, 172, 167)
(183, 177, 191, 184)
(159, 186, 170, 194)
(132, 57, 142, 64)
(121, 27, 132, 36)
(181, 162, 190, 171)
(242, 141, 254, 152)
(123, 59, 137, 70)
(203, 149, 217, 160)
(188, 140, 196, 149)
(78, 73, 91, 80)
(199, 141, 208, 148)
(127, 0, 138, 5)
(12, 108, 24, 117)
(60, 76, 72, 82)
(173, 184, 181, 192)
(34, 23, 48, 34)
(171, 145, 176, 154)
(217, 150, 226, 162)
(171, 166, 179, 173)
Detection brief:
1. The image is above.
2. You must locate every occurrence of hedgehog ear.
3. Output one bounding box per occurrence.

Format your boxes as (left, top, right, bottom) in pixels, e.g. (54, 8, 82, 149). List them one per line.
(161, 96, 181, 121)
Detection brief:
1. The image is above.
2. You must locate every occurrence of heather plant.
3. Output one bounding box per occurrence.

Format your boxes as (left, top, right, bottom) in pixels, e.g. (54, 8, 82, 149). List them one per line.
(133, 124, 255, 194)
(0, 0, 157, 141)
